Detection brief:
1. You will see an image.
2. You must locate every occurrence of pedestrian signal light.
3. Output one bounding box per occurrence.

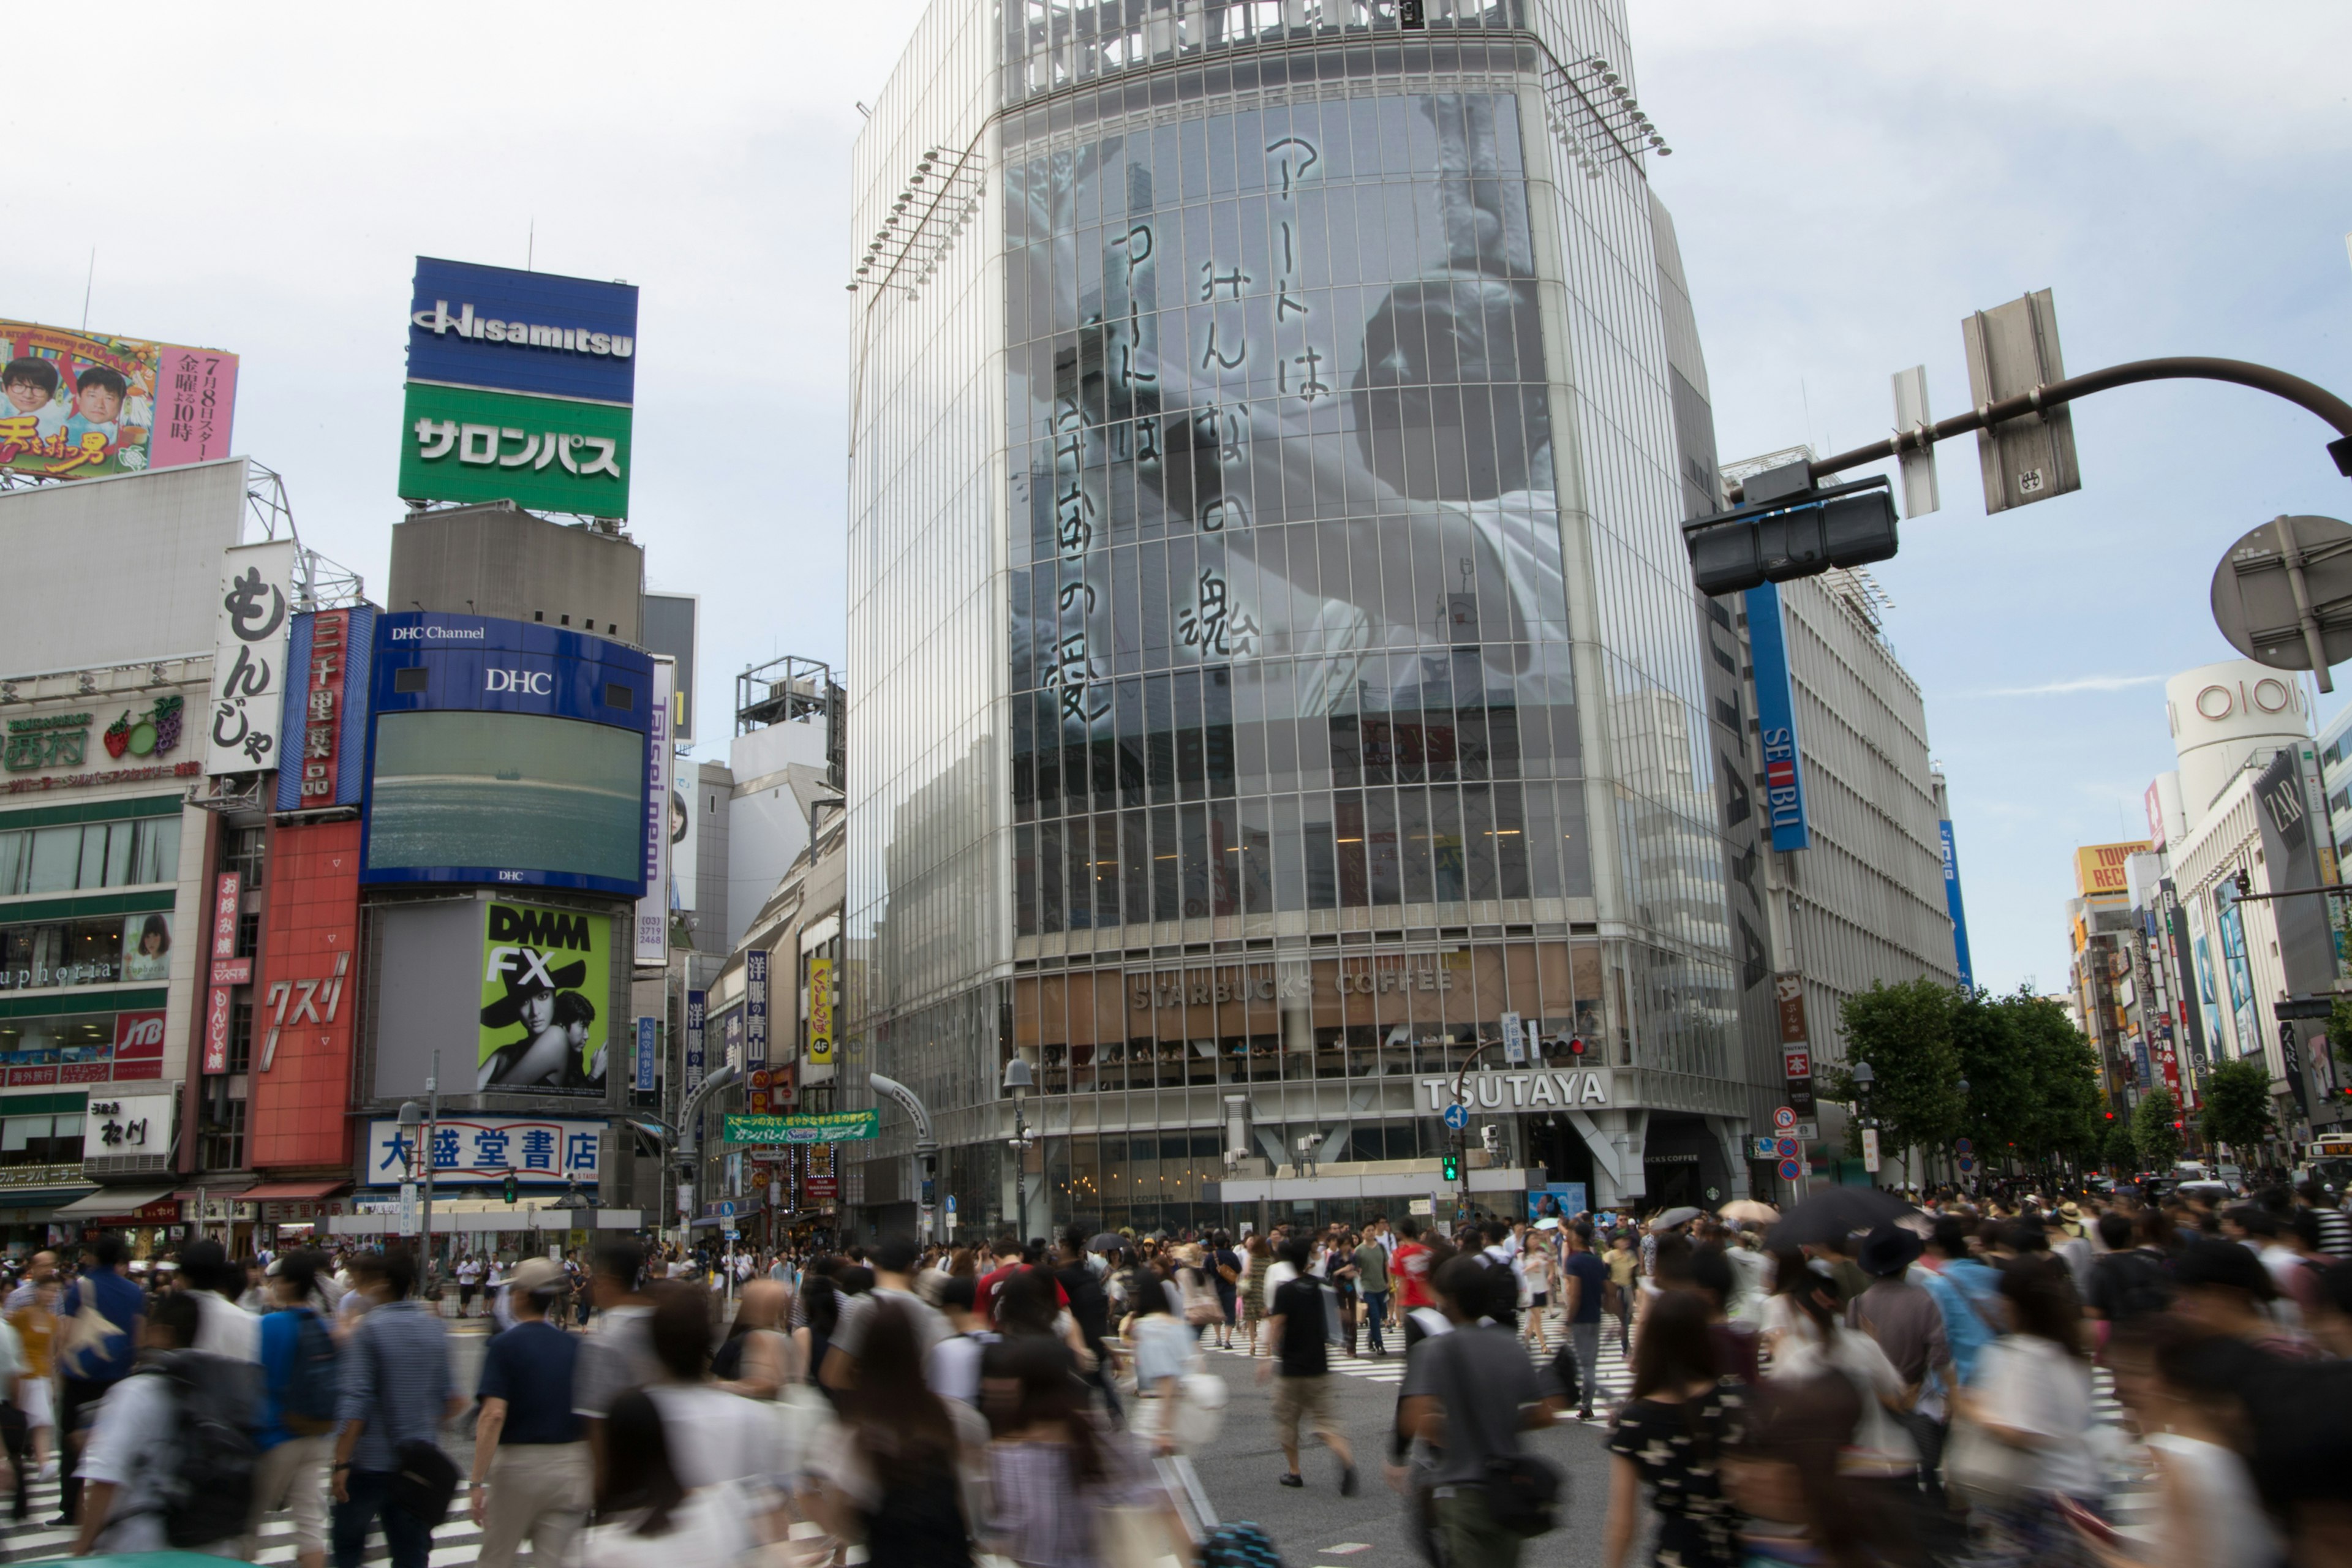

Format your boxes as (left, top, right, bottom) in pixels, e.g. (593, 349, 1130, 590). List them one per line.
(503, 1170, 519, 1205)
(1441, 1152, 1460, 1183)
(2233, 867, 2253, 899)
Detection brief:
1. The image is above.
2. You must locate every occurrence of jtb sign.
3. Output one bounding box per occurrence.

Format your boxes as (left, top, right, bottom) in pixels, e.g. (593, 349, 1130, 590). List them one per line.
(1744, 581, 1811, 851)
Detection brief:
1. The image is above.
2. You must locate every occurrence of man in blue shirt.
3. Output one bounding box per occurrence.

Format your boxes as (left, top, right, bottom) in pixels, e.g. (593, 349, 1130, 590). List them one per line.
(330, 1248, 458, 1568)
(468, 1257, 587, 1568)
(55, 1232, 143, 1529)
(247, 1252, 335, 1568)
(1559, 1223, 1610, 1420)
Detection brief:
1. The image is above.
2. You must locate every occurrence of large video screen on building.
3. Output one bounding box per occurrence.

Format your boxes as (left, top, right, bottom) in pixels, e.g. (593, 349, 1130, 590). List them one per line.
(367, 710, 641, 886)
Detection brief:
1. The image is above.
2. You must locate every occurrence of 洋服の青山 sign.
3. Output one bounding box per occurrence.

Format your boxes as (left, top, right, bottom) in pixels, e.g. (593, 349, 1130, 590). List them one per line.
(725, 1109, 878, 1145)
(398, 382, 631, 516)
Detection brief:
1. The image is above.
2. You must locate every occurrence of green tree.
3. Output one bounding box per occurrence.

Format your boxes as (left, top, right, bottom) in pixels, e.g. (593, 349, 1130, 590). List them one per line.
(2132, 1088, 2184, 1170)
(2006, 992, 2103, 1169)
(2198, 1057, 2276, 1154)
(1830, 979, 1966, 1176)
(2102, 1112, 2138, 1173)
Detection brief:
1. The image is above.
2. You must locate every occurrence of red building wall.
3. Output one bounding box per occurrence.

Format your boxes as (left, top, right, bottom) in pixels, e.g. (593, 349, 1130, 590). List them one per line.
(249, 819, 362, 1171)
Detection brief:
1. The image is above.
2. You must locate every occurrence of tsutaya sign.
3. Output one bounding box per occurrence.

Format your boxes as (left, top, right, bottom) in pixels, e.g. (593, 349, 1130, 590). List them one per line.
(1420, 1068, 1613, 1110)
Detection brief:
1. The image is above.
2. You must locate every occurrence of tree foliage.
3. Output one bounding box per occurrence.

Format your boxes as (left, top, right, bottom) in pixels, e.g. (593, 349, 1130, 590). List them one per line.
(2103, 1114, 2138, 1172)
(2198, 1057, 2276, 1153)
(1831, 979, 1964, 1158)
(2132, 1087, 2184, 1170)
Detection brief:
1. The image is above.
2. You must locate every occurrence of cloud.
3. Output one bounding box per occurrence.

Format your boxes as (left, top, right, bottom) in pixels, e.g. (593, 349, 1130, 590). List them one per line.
(1955, 674, 2169, 698)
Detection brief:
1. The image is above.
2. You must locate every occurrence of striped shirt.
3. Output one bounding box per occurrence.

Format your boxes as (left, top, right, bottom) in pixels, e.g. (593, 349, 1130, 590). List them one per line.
(336, 1298, 451, 1472)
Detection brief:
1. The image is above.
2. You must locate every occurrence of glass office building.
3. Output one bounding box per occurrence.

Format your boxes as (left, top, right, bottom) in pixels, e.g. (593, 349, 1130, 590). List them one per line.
(845, 0, 1755, 1238)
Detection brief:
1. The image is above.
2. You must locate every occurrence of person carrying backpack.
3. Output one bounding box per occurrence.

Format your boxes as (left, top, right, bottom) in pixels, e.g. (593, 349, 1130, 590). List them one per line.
(247, 1251, 338, 1568)
(72, 1289, 256, 1558)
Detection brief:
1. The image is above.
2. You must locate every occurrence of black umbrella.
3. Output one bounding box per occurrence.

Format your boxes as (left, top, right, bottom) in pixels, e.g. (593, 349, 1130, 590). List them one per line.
(1765, 1185, 1916, 1248)
(1087, 1232, 1127, 1254)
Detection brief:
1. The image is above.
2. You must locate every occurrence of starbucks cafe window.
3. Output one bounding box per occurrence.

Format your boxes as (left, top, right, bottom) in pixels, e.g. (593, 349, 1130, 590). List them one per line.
(1, 1113, 83, 1167)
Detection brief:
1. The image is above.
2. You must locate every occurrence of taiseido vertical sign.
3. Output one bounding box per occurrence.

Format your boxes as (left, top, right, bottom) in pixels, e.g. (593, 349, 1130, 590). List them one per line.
(744, 949, 769, 1072)
(202, 872, 241, 1073)
(633, 657, 673, 967)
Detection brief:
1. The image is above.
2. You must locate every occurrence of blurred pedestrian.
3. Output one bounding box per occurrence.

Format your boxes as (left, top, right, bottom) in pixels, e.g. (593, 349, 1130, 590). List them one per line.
(1604, 1289, 1746, 1568)
(1953, 1258, 2099, 1568)
(809, 1300, 987, 1564)
(1397, 1253, 1555, 1566)
(576, 1389, 754, 1567)
(330, 1247, 459, 1568)
(469, 1257, 589, 1568)
(1257, 1235, 1355, 1494)
(54, 1232, 143, 1529)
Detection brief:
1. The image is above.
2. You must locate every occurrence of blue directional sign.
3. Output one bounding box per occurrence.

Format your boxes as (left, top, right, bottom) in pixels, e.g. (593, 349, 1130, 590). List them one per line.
(1442, 1102, 1471, 1132)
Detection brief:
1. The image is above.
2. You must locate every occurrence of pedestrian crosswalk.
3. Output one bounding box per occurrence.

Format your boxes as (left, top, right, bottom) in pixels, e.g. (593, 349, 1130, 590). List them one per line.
(1208, 1316, 1639, 1405)
(0, 1472, 491, 1566)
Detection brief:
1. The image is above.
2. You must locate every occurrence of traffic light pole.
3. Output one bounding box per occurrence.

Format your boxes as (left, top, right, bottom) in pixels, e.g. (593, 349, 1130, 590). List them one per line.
(1727, 355, 2352, 504)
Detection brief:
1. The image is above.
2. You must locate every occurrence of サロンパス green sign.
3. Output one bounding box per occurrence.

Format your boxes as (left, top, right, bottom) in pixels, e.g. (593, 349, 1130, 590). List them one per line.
(398, 382, 632, 516)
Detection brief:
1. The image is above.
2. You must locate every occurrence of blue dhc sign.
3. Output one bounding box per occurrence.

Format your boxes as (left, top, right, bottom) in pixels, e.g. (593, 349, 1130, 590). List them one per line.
(408, 257, 640, 406)
(1940, 818, 1975, 989)
(362, 612, 655, 897)
(1743, 581, 1810, 852)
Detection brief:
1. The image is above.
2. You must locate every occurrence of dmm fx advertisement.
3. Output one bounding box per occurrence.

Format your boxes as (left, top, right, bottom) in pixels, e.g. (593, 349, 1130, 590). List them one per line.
(2, 320, 236, 479)
(399, 382, 632, 516)
(724, 1109, 878, 1145)
(478, 900, 609, 1094)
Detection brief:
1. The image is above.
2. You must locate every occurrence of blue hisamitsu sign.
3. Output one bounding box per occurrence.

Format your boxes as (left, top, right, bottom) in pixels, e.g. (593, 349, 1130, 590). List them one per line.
(408, 257, 640, 406)
(1939, 818, 1975, 989)
(1743, 581, 1811, 852)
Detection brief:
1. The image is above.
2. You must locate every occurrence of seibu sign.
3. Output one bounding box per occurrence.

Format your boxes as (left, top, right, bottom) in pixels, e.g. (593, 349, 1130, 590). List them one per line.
(1419, 1068, 1613, 1110)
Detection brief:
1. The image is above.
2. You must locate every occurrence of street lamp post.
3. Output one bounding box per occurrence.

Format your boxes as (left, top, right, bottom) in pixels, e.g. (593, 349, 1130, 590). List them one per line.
(1003, 1058, 1036, 1237)
(1851, 1060, 1877, 1186)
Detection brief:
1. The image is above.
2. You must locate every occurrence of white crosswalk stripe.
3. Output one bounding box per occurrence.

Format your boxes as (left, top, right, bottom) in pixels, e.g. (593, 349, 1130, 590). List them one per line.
(1208, 1314, 1639, 1404)
(0, 1471, 492, 1566)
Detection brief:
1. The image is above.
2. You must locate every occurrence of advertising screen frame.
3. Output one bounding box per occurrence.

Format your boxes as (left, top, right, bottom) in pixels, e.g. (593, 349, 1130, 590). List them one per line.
(361, 612, 654, 898)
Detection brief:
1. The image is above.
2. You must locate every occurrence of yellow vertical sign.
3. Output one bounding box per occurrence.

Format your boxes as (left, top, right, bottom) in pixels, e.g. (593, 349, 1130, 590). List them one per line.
(807, 955, 834, 1065)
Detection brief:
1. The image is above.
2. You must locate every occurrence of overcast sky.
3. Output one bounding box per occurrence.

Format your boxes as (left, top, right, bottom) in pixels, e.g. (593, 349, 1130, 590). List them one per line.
(15, 1, 2345, 996)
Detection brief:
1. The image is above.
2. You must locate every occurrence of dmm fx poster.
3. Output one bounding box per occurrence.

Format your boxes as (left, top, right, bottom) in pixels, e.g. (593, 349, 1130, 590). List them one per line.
(477, 900, 609, 1094)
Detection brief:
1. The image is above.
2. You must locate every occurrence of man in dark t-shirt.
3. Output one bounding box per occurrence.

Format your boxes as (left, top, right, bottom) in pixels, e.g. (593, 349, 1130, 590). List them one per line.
(1560, 1224, 1608, 1419)
(1257, 1237, 1355, 1494)
(471, 1258, 586, 1568)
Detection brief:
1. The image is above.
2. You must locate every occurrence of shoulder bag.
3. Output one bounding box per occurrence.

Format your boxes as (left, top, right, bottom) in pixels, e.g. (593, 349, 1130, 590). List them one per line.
(366, 1315, 460, 1528)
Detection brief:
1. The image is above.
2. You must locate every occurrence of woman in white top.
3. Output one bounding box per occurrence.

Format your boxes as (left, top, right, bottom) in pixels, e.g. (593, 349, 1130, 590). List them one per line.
(578, 1388, 766, 1568)
(2105, 1325, 2286, 1568)
(1516, 1234, 1555, 1353)
(1957, 1257, 2101, 1568)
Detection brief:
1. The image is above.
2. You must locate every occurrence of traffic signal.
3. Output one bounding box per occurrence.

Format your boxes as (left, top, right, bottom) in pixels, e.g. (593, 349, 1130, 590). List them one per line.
(1682, 472, 1899, 597)
(2104, 1110, 2115, 1120)
(1441, 1151, 1460, 1183)
(1567, 1035, 1587, 1057)
(502, 1170, 519, 1205)
(2233, 867, 2253, 899)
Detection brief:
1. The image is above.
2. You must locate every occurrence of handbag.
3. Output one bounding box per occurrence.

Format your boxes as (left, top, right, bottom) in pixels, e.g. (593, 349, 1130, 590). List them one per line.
(1170, 1351, 1229, 1450)
(1943, 1409, 2036, 1506)
(1180, 1269, 1225, 1326)
(1442, 1333, 1562, 1538)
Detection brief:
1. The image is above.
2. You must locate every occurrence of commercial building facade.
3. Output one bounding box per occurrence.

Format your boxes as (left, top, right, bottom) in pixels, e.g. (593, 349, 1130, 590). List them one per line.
(844, 0, 1781, 1237)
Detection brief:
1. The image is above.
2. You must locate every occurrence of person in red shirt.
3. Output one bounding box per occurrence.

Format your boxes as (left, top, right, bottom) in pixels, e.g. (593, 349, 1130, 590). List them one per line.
(973, 1235, 1069, 1327)
(1391, 1218, 1434, 1333)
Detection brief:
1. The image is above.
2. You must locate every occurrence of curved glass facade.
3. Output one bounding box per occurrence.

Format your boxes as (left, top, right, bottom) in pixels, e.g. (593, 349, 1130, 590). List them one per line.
(847, 1, 1749, 1235)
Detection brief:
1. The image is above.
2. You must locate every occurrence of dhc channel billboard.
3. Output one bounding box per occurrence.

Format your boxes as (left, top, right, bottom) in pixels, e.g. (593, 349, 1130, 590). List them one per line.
(361, 612, 654, 897)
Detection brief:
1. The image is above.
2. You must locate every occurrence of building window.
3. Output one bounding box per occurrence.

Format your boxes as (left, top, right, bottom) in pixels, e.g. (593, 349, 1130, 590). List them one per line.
(0, 815, 181, 895)
(199, 1083, 246, 1170)
(235, 912, 260, 959)
(222, 826, 266, 889)
(227, 998, 254, 1074)
(0, 1114, 83, 1167)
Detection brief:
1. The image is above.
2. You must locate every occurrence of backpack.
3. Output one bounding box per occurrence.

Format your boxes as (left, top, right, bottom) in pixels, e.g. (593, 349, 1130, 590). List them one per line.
(148, 1354, 258, 1548)
(277, 1306, 340, 1435)
(1199, 1520, 1286, 1568)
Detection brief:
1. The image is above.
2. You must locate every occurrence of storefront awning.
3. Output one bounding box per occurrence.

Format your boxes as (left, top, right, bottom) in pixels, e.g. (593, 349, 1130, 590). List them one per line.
(54, 1185, 177, 1218)
(0, 1187, 97, 1215)
(243, 1180, 349, 1202)
(172, 1175, 256, 1201)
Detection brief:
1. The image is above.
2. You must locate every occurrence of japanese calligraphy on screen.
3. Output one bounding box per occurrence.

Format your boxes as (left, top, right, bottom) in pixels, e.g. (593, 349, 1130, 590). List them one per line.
(1006, 93, 1583, 938)
(478, 899, 610, 1094)
(1, 321, 236, 480)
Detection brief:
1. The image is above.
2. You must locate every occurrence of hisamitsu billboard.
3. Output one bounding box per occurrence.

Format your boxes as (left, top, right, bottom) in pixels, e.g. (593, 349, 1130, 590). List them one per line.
(408, 258, 639, 405)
